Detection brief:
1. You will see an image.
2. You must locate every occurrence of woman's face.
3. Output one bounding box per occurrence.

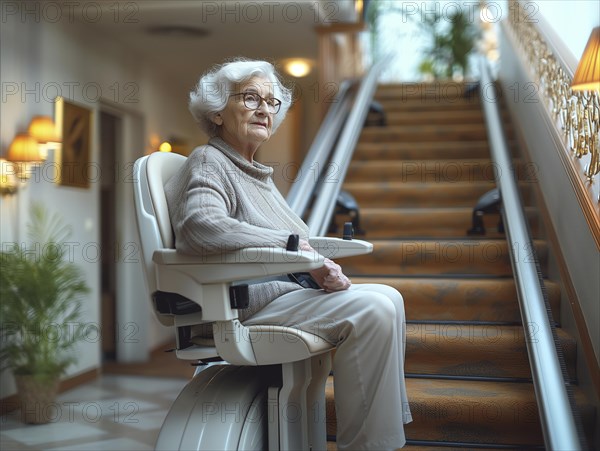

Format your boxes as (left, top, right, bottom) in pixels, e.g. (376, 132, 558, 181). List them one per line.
(213, 76, 277, 159)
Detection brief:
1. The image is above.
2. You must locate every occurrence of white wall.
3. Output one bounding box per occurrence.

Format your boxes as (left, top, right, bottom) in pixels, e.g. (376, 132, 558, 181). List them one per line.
(0, 13, 199, 398)
(497, 0, 600, 365)
(536, 0, 599, 60)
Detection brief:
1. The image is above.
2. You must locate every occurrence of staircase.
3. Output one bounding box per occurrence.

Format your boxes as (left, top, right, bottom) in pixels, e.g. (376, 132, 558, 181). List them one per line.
(325, 83, 591, 449)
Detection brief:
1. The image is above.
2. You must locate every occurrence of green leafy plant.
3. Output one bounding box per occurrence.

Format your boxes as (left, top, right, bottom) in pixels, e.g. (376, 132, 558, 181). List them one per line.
(416, 8, 480, 80)
(366, 2, 480, 80)
(0, 204, 89, 383)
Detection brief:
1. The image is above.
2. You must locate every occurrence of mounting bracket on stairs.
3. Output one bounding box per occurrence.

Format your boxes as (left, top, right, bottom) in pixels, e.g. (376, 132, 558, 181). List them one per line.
(467, 188, 504, 235)
(364, 100, 386, 127)
(329, 190, 365, 236)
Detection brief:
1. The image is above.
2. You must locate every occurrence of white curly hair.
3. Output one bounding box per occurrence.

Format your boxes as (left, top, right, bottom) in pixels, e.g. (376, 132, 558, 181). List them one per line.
(189, 58, 293, 136)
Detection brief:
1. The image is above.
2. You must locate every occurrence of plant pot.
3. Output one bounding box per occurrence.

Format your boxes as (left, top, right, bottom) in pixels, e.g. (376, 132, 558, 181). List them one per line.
(14, 374, 60, 424)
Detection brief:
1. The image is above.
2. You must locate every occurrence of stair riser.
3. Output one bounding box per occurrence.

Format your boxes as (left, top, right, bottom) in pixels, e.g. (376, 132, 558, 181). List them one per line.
(343, 183, 498, 208)
(375, 83, 479, 98)
(336, 215, 506, 241)
(339, 210, 537, 239)
(375, 110, 486, 126)
(374, 98, 481, 110)
(371, 110, 512, 127)
(353, 142, 494, 161)
(360, 126, 489, 143)
(360, 214, 508, 239)
(345, 161, 536, 183)
(404, 325, 577, 380)
(346, 161, 497, 183)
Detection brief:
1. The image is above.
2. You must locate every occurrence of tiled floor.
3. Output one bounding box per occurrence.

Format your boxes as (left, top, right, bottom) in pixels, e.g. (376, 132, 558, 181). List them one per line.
(0, 375, 189, 450)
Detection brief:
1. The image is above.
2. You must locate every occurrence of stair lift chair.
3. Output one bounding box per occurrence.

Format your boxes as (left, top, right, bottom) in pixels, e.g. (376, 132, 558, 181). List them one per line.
(132, 151, 373, 450)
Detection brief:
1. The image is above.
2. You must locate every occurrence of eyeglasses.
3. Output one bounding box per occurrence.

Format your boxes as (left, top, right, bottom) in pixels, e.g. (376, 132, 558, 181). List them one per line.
(230, 92, 282, 114)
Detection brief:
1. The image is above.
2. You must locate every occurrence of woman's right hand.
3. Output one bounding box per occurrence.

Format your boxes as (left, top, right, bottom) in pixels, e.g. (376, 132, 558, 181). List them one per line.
(299, 240, 351, 292)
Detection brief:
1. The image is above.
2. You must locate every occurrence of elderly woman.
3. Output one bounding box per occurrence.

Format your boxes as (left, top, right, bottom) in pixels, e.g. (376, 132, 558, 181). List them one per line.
(164, 58, 411, 450)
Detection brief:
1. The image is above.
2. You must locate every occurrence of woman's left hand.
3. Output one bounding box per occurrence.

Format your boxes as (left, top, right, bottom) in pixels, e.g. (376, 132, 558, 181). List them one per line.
(299, 239, 351, 292)
(319, 258, 352, 292)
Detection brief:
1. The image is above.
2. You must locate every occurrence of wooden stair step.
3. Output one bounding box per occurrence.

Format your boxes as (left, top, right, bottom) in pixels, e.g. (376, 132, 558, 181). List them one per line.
(340, 208, 516, 239)
(370, 109, 486, 126)
(375, 81, 478, 95)
(341, 239, 548, 277)
(374, 100, 482, 113)
(345, 159, 531, 183)
(353, 141, 494, 160)
(349, 277, 561, 323)
(344, 207, 538, 239)
(340, 208, 507, 239)
(328, 441, 494, 451)
(326, 377, 543, 445)
(343, 181, 497, 208)
(405, 324, 577, 380)
(359, 124, 489, 143)
(326, 377, 591, 446)
(369, 109, 511, 127)
(346, 159, 496, 183)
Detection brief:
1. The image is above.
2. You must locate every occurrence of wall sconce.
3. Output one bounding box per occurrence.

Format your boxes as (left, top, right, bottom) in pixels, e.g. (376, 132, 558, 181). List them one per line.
(281, 58, 314, 78)
(6, 132, 45, 182)
(159, 141, 172, 152)
(155, 136, 188, 154)
(0, 158, 18, 196)
(28, 115, 62, 159)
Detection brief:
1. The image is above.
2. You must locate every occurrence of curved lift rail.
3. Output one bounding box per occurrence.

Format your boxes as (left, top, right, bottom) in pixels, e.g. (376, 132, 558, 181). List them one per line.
(286, 60, 386, 233)
(479, 56, 581, 450)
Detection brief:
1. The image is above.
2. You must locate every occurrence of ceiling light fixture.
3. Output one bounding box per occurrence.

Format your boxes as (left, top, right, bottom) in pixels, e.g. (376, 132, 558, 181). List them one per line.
(282, 59, 313, 78)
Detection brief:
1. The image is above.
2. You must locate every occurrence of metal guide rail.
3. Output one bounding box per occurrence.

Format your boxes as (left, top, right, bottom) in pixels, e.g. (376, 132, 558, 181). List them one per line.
(479, 56, 581, 450)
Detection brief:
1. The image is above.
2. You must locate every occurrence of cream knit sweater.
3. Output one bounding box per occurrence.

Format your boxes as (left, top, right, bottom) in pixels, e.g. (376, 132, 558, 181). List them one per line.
(164, 137, 311, 320)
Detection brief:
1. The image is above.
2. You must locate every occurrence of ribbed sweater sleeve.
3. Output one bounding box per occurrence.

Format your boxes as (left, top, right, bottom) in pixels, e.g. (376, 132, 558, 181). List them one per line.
(165, 139, 308, 256)
(164, 139, 313, 319)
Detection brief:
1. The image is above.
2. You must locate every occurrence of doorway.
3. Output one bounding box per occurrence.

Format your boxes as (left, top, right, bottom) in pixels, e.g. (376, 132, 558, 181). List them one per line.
(99, 111, 120, 362)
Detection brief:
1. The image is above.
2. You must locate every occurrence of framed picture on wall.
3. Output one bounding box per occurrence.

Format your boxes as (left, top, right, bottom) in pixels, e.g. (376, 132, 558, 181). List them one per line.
(55, 97, 92, 188)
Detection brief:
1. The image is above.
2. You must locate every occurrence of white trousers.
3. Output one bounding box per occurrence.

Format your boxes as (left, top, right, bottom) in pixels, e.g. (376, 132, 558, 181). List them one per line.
(243, 284, 412, 450)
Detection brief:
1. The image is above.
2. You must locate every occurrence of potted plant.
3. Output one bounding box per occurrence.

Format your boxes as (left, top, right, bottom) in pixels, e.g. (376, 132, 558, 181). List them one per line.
(416, 8, 480, 80)
(0, 204, 89, 424)
(366, 1, 480, 80)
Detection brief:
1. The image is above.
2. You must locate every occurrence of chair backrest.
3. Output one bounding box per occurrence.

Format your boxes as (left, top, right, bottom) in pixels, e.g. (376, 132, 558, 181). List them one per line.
(133, 152, 186, 326)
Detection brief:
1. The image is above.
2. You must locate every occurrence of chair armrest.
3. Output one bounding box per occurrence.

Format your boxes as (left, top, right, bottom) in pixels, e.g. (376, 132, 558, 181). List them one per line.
(153, 248, 325, 322)
(153, 247, 325, 284)
(308, 237, 373, 259)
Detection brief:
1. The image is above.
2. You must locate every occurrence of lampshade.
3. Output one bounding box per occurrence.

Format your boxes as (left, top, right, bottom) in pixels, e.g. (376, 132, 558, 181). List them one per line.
(572, 27, 600, 92)
(28, 115, 61, 144)
(7, 133, 42, 162)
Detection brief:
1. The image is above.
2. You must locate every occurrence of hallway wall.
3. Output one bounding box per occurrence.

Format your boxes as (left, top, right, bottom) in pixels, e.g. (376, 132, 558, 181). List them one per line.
(0, 12, 200, 398)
